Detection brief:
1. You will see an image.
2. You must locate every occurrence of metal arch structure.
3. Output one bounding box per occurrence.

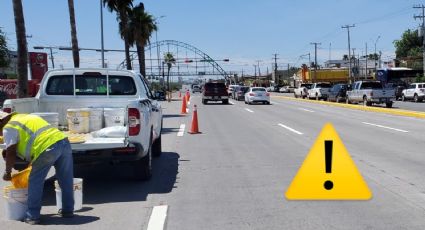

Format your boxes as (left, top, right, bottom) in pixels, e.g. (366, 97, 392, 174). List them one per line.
(117, 40, 231, 82)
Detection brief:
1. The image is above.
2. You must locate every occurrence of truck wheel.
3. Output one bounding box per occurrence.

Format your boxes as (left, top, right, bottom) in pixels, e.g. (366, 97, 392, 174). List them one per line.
(294, 93, 298, 98)
(363, 96, 369, 106)
(152, 135, 162, 157)
(223, 99, 229, 104)
(402, 94, 406, 102)
(315, 94, 319, 100)
(202, 99, 207, 104)
(386, 102, 393, 108)
(414, 94, 419, 103)
(336, 96, 341, 103)
(134, 136, 152, 181)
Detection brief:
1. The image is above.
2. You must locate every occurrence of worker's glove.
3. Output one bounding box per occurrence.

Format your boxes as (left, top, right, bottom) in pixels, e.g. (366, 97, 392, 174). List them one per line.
(2, 171, 11, 181)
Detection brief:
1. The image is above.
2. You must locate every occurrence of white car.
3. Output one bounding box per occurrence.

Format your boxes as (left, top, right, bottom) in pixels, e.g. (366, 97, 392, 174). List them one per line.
(279, 86, 290, 93)
(244, 87, 270, 104)
(401, 83, 425, 102)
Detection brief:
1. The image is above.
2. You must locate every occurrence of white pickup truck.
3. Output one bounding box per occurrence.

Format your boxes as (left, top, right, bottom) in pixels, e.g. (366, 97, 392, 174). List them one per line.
(307, 82, 332, 100)
(2, 68, 163, 180)
(346, 81, 395, 108)
(294, 83, 312, 99)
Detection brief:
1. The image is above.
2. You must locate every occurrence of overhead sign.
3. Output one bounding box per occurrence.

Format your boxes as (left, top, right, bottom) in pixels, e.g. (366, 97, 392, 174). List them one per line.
(285, 123, 372, 200)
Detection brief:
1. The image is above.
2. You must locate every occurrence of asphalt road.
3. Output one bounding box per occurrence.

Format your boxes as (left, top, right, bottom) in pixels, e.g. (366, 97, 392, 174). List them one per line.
(2, 93, 425, 229)
(272, 92, 425, 112)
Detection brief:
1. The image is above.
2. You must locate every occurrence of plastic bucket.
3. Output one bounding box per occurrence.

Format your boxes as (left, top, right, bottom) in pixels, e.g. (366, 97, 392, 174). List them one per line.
(67, 109, 90, 133)
(31, 112, 59, 128)
(55, 178, 83, 211)
(104, 108, 125, 127)
(3, 186, 28, 221)
(88, 108, 104, 132)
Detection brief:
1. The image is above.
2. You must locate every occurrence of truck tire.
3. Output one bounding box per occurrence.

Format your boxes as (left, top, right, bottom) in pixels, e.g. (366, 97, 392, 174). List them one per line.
(152, 134, 162, 157)
(363, 96, 372, 106)
(223, 99, 229, 104)
(414, 94, 419, 103)
(402, 94, 406, 101)
(134, 135, 152, 181)
(386, 102, 393, 108)
(346, 98, 351, 104)
(294, 93, 298, 98)
(315, 93, 319, 101)
(202, 99, 207, 104)
(336, 96, 341, 103)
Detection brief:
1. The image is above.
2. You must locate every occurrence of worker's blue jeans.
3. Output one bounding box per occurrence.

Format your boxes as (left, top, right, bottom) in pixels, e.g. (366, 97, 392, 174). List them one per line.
(26, 138, 74, 220)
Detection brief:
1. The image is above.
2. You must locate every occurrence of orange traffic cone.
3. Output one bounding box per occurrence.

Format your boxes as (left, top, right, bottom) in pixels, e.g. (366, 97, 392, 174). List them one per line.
(188, 104, 201, 134)
(186, 91, 190, 102)
(181, 95, 188, 114)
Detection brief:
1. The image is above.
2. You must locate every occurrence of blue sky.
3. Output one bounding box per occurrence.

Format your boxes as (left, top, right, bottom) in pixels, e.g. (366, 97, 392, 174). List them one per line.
(0, 0, 422, 74)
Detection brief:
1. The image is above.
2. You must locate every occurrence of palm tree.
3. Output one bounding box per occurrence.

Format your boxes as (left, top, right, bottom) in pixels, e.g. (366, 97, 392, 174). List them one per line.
(103, 0, 134, 70)
(128, 3, 157, 78)
(12, 0, 28, 97)
(68, 0, 80, 68)
(164, 52, 175, 91)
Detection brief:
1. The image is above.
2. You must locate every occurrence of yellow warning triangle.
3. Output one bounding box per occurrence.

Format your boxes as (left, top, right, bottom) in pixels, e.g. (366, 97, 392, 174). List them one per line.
(285, 123, 372, 200)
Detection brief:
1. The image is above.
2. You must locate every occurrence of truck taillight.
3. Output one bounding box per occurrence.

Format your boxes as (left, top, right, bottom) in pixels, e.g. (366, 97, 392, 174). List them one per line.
(249, 93, 255, 96)
(266, 93, 270, 96)
(2, 108, 12, 113)
(128, 108, 140, 136)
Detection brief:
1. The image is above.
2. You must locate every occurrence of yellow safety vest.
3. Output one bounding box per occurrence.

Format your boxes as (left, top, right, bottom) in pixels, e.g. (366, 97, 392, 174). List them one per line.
(4, 114, 67, 162)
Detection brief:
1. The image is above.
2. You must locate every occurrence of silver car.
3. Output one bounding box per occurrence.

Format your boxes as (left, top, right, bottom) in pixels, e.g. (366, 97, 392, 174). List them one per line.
(244, 87, 270, 104)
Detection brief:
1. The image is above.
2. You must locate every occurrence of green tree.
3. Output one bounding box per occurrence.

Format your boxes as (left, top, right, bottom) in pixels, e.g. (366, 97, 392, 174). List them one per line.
(103, 0, 134, 70)
(128, 3, 157, 77)
(68, 0, 80, 68)
(164, 52, 175, 91)
(393, 29, 423, 68)
(0, 28, 9, 68)
(12, 0, 28, 97)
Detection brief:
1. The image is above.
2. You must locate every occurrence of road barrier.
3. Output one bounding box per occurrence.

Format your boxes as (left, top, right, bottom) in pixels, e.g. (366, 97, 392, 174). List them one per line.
(273, 95, 425, 119)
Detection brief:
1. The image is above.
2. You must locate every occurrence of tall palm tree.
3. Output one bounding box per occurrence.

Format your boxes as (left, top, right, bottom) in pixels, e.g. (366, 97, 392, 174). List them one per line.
(68, 0, 80, 68)
(128, 3, 157, 77)
(103, 0, 133, 70)
(164, 52, 175, 91)
(12, 0, 28, 98)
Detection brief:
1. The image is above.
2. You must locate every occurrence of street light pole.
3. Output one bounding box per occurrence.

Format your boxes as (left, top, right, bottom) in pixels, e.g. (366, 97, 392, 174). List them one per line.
(100, 0, 105, 68)
(374, 35, 380, 74)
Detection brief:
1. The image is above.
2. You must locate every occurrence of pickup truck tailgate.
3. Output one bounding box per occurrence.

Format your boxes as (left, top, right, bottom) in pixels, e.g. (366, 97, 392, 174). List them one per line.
(71, 137, 127, 151)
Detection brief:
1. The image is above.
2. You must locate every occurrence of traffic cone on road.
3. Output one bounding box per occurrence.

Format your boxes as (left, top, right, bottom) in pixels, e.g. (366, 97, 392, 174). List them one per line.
(186, 91, 190, 102)
(188, 104, 201, 134)
(181, 95, 188, 114)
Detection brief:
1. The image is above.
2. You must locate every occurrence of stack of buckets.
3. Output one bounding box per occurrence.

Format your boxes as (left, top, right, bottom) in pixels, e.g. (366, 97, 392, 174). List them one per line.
(3, 167, 84, 220)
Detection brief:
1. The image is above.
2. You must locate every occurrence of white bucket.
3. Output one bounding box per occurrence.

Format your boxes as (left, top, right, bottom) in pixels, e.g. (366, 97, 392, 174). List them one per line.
(67, 109, 90, 133)
(31, 112, 59, 128)
(104, 108, 125, 127)
(88, 108, 104, 132)
(3, 186, 28, 221)
(55, 178, 83, 211)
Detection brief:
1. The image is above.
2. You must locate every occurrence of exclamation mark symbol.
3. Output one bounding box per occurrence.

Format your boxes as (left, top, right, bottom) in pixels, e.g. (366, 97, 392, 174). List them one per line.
(324, 140, 334, 190)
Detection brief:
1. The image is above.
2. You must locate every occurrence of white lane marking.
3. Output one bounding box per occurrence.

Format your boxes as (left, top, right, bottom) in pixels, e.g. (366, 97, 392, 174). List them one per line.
(278, 123, 303, 135)
(362, 122, 409, 133)
(177, 124, 186, 136)
(147, 205, 168, 230)
(229, 101, 235, 105)
(245, 108, 254, 113)
(298, 108, 315, 113)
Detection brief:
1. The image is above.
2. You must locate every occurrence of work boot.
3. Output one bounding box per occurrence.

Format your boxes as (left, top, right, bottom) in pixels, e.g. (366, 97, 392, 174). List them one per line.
(24, 217, 41, 225)
(58, 209, 74, 218)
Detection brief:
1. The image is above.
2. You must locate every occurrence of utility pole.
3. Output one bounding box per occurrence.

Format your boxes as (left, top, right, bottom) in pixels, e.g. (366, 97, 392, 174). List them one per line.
(273, 53, 279, 84)
(374, 36, 380, 74)
(100, 0, 105, 68)
(352, 48, 356, 81)
(365, 42, 368, 79)
(257, 60, 261, 77)
(329, 42, 332, 62)
(342, 24, 355, 83)
(310, 42, 321, 83)
(414, 4, 425, 74)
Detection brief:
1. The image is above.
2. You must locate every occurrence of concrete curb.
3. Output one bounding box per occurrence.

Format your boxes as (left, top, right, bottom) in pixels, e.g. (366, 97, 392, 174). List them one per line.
(272, 95, 425, 119)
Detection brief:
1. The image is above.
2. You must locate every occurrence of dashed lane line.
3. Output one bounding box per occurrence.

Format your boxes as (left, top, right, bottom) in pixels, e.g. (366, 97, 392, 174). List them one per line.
(147, 205, 168, 230)
(229, 101, 235, 105)
(298, 108, 315, 113)
(177, 124, 186, 136)
(362, 122, 409, 133)
(245, 108, 254, 113)
(278, 123, 303, 135)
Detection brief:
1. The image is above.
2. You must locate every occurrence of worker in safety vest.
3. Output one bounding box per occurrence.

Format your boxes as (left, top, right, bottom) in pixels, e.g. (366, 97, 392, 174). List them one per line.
(0, 111, 74, 225)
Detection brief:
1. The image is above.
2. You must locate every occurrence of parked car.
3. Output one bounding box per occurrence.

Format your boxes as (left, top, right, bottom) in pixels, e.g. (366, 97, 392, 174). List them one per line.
(294, 83, 313, 99)
(307, 82, 332, 100)
(346, 81, 395, 107)
(328, 84, 349, 103)
(386, 82, 407, 100)
(401, 83, 425, 102)
(244, 87, 270, 104)
(2, 68, 163, 180)
(202, 82, 229, 104)
(232, 86, 249, 101)
(279, 86, 290, 93)
(192, 85, 202, 93)
(227, 84, 238, 96)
